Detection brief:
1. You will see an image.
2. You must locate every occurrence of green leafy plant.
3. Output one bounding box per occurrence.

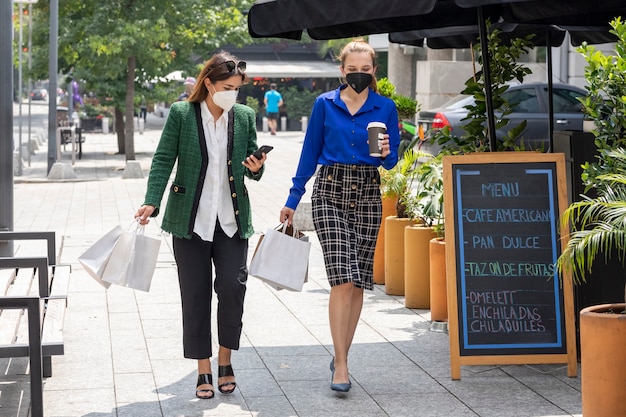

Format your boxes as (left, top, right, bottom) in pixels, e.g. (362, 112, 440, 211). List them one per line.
(379, 148, 420, 218)
(431, 23, 535, 155)
(406, 154, 444, 235)
(557, 18, 626, 307)
(81, 102, 112, 118)
(378, 77, 420, 121)
(280, 86, 322, 120)
(246, 95, 260, 112)
(577, 17, 626, 192)
(393, 93, 420, 122)
(377, 77, 396, 98)
(557, 149, 626, 306)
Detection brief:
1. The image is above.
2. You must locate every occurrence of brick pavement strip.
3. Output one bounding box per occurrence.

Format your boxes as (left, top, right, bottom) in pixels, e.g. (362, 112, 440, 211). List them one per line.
(2, 110, 582, 417)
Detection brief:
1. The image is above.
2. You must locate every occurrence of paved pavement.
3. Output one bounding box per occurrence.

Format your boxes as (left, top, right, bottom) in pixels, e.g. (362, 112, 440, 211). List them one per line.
(1, 105, 582, 417)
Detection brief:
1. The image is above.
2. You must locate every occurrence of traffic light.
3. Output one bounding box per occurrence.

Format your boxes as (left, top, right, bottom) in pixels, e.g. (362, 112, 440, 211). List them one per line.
(23, 8, 29, 16)
(22, 46, 28, 53)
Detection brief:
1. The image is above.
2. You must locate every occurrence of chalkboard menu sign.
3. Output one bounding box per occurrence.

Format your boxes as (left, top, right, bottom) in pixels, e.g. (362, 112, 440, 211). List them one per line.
(443, 153, 576, 380)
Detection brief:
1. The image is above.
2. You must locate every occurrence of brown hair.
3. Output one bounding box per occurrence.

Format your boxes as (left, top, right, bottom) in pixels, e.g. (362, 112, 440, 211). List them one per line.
(338, 39, 378, 93)
(188, 51, 248, 103)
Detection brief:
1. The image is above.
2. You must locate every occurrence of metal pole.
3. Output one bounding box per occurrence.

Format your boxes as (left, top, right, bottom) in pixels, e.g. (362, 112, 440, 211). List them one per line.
(27, 3, 32, 167)
(47, 0, 58, 174)
(0, 0, 14, 256)
(547, 31, 555, 153)
(17, 3, 23, 176)
(477, 6, 497, 152)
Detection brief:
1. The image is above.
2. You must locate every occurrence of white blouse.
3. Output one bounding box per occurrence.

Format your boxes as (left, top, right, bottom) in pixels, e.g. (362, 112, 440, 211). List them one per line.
(193, 101, 238, 241)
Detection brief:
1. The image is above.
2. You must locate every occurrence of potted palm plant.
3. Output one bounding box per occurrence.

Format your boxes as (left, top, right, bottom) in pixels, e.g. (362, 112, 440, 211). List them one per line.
(403, 154, 443, 309)
(374, 80, 420, 285)
(381, 149, 420, 295)
(556, 17, 626, 417)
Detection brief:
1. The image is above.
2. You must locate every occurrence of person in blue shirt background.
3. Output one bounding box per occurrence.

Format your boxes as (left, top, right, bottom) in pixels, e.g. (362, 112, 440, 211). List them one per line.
(263, 83, 283, 135)
(279, 39, 399, 393)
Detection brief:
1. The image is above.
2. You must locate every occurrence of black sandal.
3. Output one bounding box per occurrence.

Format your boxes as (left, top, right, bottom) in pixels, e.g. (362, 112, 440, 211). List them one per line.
(218, 365, 237, 395)
(195, 374, 214, 399)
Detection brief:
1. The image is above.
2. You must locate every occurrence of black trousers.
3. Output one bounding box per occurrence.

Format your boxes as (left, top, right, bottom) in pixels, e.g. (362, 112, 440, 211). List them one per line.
(172, 224, 248, 359)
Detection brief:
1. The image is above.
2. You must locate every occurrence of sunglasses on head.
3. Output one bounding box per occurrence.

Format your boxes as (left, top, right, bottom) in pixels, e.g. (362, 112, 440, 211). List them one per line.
(219, 60, 247, 73)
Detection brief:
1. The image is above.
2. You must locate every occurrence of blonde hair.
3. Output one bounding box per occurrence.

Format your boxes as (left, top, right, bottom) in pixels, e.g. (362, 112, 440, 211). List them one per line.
(188, 51, 248, 103)
(338, 39, 378, 93)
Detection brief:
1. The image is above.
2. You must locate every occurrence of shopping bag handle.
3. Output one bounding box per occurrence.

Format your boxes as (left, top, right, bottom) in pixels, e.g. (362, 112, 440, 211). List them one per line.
(126, 220, 146, 235)
(276, 222, 301, 238)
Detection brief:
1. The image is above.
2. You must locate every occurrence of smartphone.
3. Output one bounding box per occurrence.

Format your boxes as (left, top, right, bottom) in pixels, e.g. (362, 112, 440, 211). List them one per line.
(252, 145, 274, 159)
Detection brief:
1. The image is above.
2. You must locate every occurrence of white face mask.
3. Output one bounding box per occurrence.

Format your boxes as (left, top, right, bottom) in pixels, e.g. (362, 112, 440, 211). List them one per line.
(210, 84, 238, 112)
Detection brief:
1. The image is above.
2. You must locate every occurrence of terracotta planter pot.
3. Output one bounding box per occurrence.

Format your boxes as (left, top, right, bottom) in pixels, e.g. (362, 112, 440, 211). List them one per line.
(384, 216, 416, 295)
(429, 238, 447, 321)
(580, 303, 626, 417)
(373, 196, 397, 285)
(404, 225, 436, 308)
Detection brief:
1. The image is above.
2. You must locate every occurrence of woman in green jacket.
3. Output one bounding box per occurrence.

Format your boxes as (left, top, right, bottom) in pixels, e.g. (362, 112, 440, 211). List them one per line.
(135, 52, 267, 400)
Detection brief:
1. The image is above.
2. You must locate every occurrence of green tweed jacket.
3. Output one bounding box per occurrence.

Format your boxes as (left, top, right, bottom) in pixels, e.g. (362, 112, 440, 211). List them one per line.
(143, 101, 263, 240)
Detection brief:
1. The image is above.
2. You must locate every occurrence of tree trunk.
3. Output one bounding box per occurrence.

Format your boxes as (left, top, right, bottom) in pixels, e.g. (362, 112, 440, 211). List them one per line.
(114, 107, 125, 154)
(124, 55, 136, 161)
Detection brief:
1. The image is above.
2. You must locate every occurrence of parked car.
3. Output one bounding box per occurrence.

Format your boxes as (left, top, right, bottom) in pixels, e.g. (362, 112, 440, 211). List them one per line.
(416, 83, 587, 155)
(30, 88, 48, 101)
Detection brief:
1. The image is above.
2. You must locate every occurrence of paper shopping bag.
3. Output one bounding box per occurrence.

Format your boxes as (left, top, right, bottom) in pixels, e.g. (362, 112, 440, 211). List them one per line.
(252, 224, 310, 283)
(78, 225, 123, 289)
(101, 225, 161, 292)
(249, 224, 311, 291)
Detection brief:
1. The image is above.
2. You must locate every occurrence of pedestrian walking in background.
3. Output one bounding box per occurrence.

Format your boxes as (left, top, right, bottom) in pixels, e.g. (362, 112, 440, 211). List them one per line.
(279, 39, 400, 393)
(140, 95, 147, 122)
(135, 51, 266, 400)
(178, 76, 196, 101)
(264, 82, 283, 135)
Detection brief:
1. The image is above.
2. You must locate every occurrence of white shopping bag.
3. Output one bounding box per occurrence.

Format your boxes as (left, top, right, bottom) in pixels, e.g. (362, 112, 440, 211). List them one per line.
(249, 224, 311, 291)
(78, 225, 123, 289)
(101, 224, 161, 292)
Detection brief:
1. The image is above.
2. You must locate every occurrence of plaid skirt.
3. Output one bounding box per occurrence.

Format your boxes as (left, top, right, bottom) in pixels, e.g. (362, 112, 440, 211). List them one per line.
(312, 164, 382, 290)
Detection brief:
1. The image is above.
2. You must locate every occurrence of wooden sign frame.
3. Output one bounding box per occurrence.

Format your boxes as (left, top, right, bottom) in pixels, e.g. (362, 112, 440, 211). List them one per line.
(443, 152, 577, 380)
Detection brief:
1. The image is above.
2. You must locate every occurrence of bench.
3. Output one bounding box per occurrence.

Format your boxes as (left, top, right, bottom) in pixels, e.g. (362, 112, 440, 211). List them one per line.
(58, 124, 84, 160)
(0, 231, 70, 417)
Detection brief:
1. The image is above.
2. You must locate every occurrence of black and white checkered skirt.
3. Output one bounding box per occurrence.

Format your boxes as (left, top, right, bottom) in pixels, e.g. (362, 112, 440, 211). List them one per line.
(312, 164, 382, 290)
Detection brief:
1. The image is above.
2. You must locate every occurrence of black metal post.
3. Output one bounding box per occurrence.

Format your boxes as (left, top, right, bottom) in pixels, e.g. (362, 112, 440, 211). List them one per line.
(0, 0, 15, 256)
(477, 6, 497, 152)
(547, 31, 555, 152)
(47, 0, 59, 174)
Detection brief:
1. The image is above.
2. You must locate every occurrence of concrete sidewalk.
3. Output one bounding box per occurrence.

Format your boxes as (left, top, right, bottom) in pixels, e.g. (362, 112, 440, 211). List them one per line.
(2, 112, 582, 417)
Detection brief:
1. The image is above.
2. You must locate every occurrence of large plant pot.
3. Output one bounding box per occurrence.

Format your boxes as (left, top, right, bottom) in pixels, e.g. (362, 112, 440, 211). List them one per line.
(373, 196, 398, 285)
(404, 225, 436, 308)
(580, 303, 626, 417)
(384, 216, 416, 295)
(429, 238, 447, 321)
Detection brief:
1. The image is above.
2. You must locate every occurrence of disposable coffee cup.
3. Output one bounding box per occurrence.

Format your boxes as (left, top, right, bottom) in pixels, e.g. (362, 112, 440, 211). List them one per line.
(367, 122, 386, 157)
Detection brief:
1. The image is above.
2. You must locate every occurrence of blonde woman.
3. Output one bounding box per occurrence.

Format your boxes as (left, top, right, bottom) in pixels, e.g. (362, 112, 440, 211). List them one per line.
(279, 40, 400, 392)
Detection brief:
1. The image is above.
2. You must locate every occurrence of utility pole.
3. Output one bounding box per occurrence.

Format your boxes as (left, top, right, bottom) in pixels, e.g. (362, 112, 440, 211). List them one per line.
(17, 2, 23, 176)
(2, 0, 40, 256)
(47, 0, 58, 174)
(0, 0, 13, 256)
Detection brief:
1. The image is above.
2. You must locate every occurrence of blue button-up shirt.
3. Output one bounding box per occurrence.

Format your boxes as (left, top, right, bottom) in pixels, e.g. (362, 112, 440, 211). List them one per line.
(285, 85, 400, 209)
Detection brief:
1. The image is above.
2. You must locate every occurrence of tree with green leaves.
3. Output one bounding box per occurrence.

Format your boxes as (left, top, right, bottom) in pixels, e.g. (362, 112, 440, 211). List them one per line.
(29, 0, 253, 159)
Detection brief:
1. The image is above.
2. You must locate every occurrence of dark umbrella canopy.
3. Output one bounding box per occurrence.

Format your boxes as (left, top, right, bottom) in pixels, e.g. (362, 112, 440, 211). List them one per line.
(505, 0, 626, 26)
(249, 0, 621, 41)
(248, 0, 504, 40)
(388, 23, 619, 50)
(388, 22, 617, 151)
(247, 0, 625, 149)
(248, 0, 528, 149)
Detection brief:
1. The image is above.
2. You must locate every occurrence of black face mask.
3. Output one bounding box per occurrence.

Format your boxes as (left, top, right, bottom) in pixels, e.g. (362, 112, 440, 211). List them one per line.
(346, 72, 372, 94)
